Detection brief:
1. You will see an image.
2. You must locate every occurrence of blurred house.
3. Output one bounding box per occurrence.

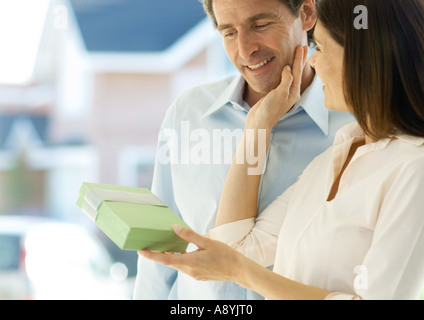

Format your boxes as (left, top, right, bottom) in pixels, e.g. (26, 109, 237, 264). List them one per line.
(0, 0, 234, 222)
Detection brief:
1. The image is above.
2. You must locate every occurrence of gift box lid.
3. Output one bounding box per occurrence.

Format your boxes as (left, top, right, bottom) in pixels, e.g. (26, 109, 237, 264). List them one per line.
(76, 182, 191, 252)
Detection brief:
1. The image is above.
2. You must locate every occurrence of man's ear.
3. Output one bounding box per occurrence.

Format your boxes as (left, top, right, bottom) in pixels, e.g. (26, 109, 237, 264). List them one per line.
(300, 0, 317, 31)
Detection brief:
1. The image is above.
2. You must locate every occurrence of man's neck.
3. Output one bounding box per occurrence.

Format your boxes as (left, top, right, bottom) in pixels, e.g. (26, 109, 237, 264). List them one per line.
(244, 64, 315, 107)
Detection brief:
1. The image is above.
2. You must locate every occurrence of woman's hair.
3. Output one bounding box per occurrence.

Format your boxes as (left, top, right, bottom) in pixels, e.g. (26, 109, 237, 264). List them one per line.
(201, 0, 317, 45)
(317, 0, 424, 139)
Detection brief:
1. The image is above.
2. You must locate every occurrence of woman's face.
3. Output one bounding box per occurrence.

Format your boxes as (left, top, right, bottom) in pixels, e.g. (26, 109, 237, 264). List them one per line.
(309, 21, 349, 112)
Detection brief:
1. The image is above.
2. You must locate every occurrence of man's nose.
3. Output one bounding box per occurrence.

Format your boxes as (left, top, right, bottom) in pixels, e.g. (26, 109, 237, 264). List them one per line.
(238, 30, 260, 60)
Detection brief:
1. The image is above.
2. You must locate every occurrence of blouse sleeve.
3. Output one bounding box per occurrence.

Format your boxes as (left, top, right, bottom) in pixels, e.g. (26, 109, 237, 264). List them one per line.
(207, 182, 296, 268)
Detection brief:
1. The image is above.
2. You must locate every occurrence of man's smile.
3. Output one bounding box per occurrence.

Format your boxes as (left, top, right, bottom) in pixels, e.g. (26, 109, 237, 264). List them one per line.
(247, 57, 275, 71)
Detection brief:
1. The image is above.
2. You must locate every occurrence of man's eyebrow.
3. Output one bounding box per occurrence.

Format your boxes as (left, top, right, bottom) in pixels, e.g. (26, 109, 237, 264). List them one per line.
(217, 12, 280, 31)
(248, 12, 280, 23)
(217, 23, 233, 32)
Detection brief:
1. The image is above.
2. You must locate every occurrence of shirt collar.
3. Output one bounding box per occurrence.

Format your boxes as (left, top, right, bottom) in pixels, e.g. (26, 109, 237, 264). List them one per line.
(333, 122, 365, 146)
(334, 122, 424, 149)
(201, 75, 246, 119)
(201, 73, 330, 137)
(292, 74, 329, 136)
(397, 134, 424, 147)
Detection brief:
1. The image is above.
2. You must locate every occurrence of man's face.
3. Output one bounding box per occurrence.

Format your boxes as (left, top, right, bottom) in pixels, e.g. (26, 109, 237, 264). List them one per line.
(213, 0, 307, 104)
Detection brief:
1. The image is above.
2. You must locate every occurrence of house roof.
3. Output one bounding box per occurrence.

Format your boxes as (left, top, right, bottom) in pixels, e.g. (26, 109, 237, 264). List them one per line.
(70, 0, 207, 53)
(0, 114, 49, 150)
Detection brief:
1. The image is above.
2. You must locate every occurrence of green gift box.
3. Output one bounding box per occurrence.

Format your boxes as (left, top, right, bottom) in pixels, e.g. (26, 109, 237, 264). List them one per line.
(76, 182, 191, 253)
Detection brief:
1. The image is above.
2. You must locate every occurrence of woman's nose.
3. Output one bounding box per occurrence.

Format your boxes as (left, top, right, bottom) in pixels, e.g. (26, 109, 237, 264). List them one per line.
(309, 49, 317, 69)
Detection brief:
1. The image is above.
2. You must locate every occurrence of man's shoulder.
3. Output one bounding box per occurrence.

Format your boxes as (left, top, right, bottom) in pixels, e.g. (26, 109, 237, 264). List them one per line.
(175, 75, 238, 105)
(162, 75, 240, 123)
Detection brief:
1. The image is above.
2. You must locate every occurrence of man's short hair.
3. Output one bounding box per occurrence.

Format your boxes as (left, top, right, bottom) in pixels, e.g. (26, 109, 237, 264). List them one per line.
(200, 0, 317, 46)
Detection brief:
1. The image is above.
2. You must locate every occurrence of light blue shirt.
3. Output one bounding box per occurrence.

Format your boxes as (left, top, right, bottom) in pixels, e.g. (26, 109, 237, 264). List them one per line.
(133, 74, 355, 300)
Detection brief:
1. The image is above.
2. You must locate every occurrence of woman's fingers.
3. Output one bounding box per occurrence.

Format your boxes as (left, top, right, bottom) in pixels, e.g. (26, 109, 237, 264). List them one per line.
(172, 225, 209, 250)
(138, 226, 237, 281)
(138, 225, 210, 265)
(278, 64, 295, 96)
(276, 46, 307, 103)
(138, 249, 177, 266)
(289, 46, 306, 99)
(303, 46, 309, 67)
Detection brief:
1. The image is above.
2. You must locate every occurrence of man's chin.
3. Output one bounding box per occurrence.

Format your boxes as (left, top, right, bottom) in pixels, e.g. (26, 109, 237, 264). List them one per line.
(249, 82, 280, 96)
(246, 73, 282, 92)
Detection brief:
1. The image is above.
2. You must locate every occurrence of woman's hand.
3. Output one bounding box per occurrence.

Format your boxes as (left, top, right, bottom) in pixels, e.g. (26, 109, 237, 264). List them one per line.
(247, 46, 309, 130)
(138, 225, 245, 282)
(139, 224, 333, 300)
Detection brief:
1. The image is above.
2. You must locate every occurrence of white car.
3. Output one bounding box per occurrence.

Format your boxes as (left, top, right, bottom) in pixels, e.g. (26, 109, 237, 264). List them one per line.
(0, 215, 131, 300)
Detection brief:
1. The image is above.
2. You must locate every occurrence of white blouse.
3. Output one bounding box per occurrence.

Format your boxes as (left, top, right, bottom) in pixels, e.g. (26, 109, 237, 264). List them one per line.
(208, 123, 424, 300)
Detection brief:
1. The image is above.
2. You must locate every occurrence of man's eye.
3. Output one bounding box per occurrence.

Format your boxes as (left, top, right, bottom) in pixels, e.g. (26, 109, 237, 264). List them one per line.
(255, 23, 272, 29)
(224, 31, 237, 38)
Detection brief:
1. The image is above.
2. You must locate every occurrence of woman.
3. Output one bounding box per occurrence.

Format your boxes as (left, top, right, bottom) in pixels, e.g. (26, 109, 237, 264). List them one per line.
(140, 0, 424, 300)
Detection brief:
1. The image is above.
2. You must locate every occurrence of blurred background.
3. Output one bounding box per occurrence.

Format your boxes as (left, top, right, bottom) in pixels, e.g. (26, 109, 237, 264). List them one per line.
(2, 0, 422, 301)
(0, 0, 236, 300)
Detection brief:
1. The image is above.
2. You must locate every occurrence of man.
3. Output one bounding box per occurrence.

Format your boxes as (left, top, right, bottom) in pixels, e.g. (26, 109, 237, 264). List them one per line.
(133, 0, 354, 300)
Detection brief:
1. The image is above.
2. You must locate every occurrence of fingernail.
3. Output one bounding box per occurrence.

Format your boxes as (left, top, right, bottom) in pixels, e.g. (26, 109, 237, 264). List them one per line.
(173, 224, 183, 232)
(286, 65, 292, 71)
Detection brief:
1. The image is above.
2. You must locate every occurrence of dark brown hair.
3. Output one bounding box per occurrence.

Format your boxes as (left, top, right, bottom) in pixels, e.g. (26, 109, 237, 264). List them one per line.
(201, 0, 318, 45)
(317, 0, 424, 139)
